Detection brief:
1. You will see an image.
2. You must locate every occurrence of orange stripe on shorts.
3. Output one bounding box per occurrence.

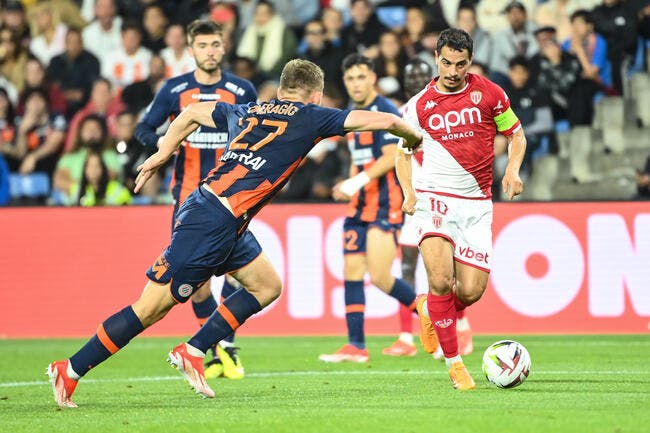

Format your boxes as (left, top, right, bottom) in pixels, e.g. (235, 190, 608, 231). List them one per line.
(345, 304, 365, 313)
(407, 300, 417, 311)
(217, 304, 240, 330)
(96, 324, 119, 354)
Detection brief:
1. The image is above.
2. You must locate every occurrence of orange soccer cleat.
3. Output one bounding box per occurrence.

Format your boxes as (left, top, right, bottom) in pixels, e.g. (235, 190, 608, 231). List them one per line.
(448, 361, 476, 390)
(415, 294, 439, 353)
(382, 339, 417, 357)
(168, 343, 215, 398)
(46, 360, 79, 408)
(319, 344, 369, 363)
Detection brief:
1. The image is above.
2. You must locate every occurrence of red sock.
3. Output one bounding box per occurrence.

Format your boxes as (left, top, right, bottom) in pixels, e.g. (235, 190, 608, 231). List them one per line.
(398, 304, 412, 333)
(427, 291, 458, 358)
(453, 292, 466, 313)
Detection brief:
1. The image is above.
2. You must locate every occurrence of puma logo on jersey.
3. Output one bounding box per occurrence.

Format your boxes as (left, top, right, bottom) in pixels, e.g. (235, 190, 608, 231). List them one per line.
(424, 100, 438, 110)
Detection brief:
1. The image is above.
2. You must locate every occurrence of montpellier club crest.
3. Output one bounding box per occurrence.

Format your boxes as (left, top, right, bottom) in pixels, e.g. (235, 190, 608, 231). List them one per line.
(470, 91, 482, 105)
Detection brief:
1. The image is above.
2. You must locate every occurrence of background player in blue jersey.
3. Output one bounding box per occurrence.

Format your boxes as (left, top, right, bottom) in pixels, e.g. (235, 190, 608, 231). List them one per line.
(135, 20, 257, 379)
(47, 59, 423, 406)
(319, 54, 419, 363)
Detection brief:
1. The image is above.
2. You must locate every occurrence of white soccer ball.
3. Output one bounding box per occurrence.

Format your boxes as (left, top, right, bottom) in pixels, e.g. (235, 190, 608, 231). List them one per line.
(482, 340, 531, 388)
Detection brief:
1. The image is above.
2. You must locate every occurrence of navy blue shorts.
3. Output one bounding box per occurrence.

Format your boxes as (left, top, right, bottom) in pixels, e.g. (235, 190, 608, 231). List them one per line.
(146, 186, 262, 303)
(342, 216, 401, 255)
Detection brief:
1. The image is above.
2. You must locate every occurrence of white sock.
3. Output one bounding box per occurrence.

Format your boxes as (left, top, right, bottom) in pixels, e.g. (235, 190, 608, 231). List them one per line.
(185, 343, 206, 358)
(445, 355, 462, 369)
(66, 361, 81, 380)
(398, 332, 414, 345)
(457, 317, 470, 332)
(219, 340, 235, 348)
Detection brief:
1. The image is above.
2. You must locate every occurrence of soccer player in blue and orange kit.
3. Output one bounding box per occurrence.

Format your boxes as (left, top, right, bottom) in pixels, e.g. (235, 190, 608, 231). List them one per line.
(319, 54, 420, 363)
(47, 59, 423, 406)
(135, 20, 257, 379)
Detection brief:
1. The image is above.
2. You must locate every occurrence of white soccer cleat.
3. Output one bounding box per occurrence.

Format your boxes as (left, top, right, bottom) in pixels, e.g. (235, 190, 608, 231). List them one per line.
(168, 343, 215, 398)
(46, 360, 78, 408)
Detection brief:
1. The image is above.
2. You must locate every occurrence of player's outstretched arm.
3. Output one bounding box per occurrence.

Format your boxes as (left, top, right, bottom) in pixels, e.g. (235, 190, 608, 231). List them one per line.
(502, 127, 527, 200)
(395, 142, 416, 215)
(344, 110, 422, 150)
(134, 102, 218, 193)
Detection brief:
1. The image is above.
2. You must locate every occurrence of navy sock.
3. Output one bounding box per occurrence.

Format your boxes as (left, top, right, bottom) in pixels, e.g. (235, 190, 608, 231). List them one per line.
(192, 293, 218, 357)
(188, 288, 261, 353)
(220, 278, 239, 344)
(69, 306, 144, 377)
(344, 280, 365, 349)
(388, 278, 417, 310)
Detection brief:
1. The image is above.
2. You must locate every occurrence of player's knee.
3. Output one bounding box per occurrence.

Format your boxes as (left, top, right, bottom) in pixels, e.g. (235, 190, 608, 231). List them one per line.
(427, 272, 454, 295)
(455, 284, 485, 306)
(369, 273, 392, 292)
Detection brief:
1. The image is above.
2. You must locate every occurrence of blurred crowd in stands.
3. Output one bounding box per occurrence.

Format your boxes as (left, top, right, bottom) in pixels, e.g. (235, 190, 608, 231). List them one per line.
(0, 0, 649, 206)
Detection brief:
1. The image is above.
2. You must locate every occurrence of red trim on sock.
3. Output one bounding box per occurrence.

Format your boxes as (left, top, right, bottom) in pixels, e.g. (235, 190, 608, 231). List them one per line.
(398, 304, 413, 333)
(427, 291, 458, 358)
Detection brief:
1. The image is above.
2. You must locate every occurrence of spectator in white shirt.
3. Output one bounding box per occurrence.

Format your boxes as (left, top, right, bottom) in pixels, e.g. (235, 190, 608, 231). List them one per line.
(101, 21, 153, 91)
(29, 2, 68, 66)
(82, 0, 123, 63)
(160, 23, 195, 78)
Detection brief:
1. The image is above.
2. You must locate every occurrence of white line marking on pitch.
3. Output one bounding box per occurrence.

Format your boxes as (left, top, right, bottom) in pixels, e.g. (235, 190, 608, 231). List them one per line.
(0, 369, 645, 388)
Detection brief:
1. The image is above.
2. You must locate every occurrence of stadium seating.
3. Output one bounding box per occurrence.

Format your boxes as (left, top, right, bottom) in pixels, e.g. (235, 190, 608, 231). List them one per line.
(9, 173, 50, 200)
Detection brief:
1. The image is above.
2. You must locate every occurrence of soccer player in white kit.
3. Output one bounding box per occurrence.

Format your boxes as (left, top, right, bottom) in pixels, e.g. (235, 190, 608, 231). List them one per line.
(396, 28, 526, 390)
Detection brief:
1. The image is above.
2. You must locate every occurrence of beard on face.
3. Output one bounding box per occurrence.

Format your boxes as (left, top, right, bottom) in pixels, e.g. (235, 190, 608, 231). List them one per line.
(197, 59, 220, 73)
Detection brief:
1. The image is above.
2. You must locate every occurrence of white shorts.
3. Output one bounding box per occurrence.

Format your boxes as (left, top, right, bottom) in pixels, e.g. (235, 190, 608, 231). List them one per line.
(398, 213, 419, 247)
(412, 191, 493, 272)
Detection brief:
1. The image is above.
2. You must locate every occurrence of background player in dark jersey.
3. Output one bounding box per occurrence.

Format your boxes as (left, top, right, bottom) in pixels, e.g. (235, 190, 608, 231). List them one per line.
(135, 20, 257, 379)
(319, 54, 419, 363)
(47, 59, 423, 406)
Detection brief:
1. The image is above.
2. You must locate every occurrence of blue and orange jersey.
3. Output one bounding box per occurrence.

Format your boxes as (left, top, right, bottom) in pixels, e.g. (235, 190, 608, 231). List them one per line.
(346, 95, 403, 224)
(135, 70, 257, 204)
(204, 99, 351, 231)
(17, 113, 67, 151)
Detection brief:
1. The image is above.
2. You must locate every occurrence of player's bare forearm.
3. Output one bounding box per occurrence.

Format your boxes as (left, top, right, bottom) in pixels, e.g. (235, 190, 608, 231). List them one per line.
(395, 149, 416, 215)
(502, 128, 527, 200)
(505, 128, 526, 175)
(344, 111, 422, 149)
(365, 144, 397, 178)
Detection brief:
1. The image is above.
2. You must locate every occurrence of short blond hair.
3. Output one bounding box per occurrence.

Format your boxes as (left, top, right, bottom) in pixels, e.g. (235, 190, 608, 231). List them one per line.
(279, 59, 325, 98)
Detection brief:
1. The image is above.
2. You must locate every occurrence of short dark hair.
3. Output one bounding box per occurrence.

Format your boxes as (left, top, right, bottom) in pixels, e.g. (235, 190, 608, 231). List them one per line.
(341, 53, 375, 73)
(436, 28, 473, 58)
(121, 20, 143, 35)
(570, 9, 593, 24)
(508, 55, 529, 70)
(256, 0, 276, 13)
(186, 19, 222, 45)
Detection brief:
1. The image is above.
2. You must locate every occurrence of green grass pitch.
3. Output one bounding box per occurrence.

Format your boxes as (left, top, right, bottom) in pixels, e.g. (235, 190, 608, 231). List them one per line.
(1, 335, 648, 433)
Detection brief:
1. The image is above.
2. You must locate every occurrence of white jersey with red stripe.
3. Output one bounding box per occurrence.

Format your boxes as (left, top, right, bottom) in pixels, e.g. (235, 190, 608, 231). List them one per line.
(402, 73, 521, 199)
